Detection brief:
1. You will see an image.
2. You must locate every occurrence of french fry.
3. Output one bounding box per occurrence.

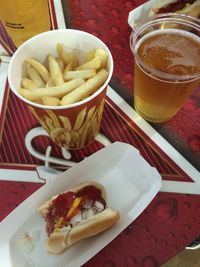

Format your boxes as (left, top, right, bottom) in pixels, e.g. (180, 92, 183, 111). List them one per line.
(86, 49, 95, 61)
(18, 77, 85, 101)
(19, 44, 110, 107)
(63, 62, 73, 76)
(26, 58, 50, 82)
(57, 43, 69, 64)
(68, 52, 78, 68)
(56, 57, 64, 72)
(45, 78, 54, 87)
(60, 69, 108, 105)
(95, 48, 108, 69)
(75, 56, 100, 70)
(41, 96, 60, 106)
(21, 77, 37, 90)
(27, 66, 45, 88)
(48, 54, 64, 86)
(63, 69, 96, 81)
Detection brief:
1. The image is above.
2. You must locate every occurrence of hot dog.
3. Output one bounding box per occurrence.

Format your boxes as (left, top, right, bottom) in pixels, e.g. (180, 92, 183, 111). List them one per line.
(38, 181, 120, 254)
(149, 0, 200, 18)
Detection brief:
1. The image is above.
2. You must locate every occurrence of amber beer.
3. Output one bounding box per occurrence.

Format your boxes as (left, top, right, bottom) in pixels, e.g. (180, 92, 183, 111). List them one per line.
(0, 0, 51, 48)
(131, 15, 200, 123)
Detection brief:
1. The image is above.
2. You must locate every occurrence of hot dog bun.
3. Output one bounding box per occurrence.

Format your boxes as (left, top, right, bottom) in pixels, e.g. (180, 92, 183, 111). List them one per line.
(46, 208, 119, 254)
(38, 181, 120, 254)
(149, 0, 200, 18)
(177, 0, 200, 18)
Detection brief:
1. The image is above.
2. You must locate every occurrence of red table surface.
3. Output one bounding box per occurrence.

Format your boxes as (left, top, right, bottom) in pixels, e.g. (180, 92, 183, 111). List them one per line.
(0, 1, 200, 267)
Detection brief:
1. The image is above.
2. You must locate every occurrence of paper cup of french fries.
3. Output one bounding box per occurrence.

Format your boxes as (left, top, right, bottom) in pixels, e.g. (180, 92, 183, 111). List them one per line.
(8, 29, 113, 149)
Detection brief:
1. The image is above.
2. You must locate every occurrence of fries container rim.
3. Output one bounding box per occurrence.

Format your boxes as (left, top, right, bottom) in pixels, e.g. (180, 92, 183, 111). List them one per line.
(8, 29, 114, 110)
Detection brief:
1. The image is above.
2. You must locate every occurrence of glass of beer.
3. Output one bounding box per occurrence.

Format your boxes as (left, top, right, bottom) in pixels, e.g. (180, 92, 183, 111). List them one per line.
(130, 14, 200, 123)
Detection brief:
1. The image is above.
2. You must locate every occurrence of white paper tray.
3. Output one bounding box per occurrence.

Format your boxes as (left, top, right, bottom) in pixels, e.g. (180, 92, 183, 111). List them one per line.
(0, 142, 162, 267)
(128, 0, 157, 28)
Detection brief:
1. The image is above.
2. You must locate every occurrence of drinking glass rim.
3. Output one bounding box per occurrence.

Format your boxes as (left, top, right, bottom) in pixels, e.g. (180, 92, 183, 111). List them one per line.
(132, 13, 200, 34)
(130, 13, 200, 81)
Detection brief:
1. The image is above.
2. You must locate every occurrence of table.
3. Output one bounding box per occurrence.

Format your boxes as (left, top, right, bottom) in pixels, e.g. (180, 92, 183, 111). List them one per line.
(0, 0, 200, 266)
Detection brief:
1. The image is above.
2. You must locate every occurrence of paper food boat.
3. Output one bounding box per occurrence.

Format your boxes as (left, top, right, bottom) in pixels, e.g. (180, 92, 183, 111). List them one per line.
(128, 0, 158, 28)
(0, 142, 162, 267)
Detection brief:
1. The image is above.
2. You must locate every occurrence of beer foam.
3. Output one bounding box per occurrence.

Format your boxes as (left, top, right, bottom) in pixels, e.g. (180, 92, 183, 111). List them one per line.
(134, 28, 200, 82)
(135, 28, 200, 51)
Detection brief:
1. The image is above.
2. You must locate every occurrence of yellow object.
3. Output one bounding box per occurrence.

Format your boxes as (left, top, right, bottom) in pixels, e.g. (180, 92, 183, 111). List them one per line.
(54, 197, 82, 228)
(55, 217, 64, 228)
(67, 197, 82, 218)
(0, 0, 51, 47)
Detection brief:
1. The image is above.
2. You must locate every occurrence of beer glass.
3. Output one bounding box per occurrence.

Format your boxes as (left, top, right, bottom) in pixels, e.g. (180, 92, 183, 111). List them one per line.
(0, 0, 51, 48)
(130, 14, 200, 123)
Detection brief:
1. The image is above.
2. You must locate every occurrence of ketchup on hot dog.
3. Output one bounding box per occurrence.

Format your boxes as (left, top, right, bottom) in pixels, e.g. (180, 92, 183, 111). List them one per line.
(46, 185, 106, 235)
